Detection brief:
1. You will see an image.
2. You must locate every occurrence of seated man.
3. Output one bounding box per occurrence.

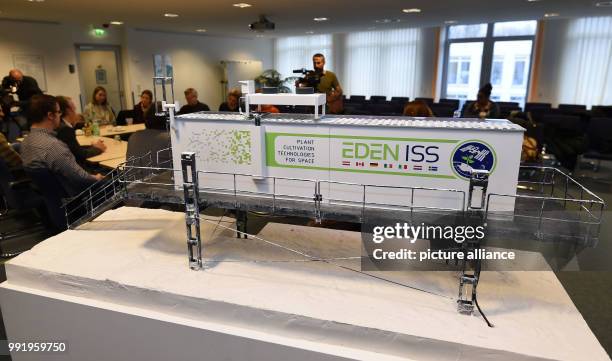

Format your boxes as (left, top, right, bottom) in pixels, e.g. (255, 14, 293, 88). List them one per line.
(56, 96, 106, 164)
(218, 88, 241, 112)
(178, 88, 210, 115)
(1, 68, 43, 104)
(21, 94, 103, 196)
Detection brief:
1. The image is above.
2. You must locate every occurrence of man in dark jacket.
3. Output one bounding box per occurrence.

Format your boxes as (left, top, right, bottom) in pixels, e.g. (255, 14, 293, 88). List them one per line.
(2, 69, 43, 104)
(178, 88, 210, 115)
(56, 96, 106, 164)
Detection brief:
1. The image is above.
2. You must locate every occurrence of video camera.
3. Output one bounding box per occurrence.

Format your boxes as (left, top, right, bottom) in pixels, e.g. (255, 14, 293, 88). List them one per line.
(293, 68, 322, 90)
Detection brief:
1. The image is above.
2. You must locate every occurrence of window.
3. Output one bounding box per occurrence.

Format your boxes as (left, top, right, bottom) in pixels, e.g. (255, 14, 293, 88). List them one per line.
(444, 42, 483, 102)
(443, 21, 536, 108)
(274, 34, 333, 80)
(512, 58, 527, 86)
(448, 61, 458, 85)
(493, 20, 537, 37)
(491, 57, 503, 85)
(459, 61, 470, 84)
(343, 28, 422, 97)
(448, 24, 487, 39)
(558, 16, 612, 108)
(447, 56, 471, 85)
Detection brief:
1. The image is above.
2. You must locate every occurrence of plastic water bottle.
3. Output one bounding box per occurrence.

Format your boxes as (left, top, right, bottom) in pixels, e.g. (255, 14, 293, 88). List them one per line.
(453, 110, 461, 118)
(92, 120, 100, 136)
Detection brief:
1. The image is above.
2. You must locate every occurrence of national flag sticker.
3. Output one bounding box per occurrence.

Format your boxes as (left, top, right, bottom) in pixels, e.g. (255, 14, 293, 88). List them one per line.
(369, 162, 379, 167)
(413, 165, 423, 171)
(428, 166, 438, 172)
(342, 161, 351, 166)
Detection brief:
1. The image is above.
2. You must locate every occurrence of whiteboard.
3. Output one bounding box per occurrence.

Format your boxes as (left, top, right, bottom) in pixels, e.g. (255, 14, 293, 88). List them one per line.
(13, 54, 47, 91)
(222, 60, 263, 92)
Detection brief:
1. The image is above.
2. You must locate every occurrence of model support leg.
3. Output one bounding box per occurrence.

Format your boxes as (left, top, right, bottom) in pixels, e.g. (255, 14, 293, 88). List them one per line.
(314, 181, 322, 224)
(235, 210, 248, 239)
(457, 239, 482, 314)
(457, 169, 489, 314)
(181, 152, 203, 270)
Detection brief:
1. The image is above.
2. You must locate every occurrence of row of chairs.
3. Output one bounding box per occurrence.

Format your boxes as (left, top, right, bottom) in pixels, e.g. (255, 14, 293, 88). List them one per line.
(342, 95, 612, 119)
(342, 96, 461, 117)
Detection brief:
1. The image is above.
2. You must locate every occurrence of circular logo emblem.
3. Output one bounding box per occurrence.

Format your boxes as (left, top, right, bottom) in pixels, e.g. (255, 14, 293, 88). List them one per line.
(451, 140, 496, 180)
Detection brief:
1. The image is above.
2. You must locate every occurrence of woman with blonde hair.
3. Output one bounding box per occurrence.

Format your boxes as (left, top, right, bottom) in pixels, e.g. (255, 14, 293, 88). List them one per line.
(403, 100, 434, 117)
(83, 86, 116, 125)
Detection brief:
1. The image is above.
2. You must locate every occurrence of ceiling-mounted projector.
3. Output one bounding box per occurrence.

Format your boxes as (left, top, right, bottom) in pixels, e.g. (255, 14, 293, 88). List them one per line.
(249, 15, 275, 32)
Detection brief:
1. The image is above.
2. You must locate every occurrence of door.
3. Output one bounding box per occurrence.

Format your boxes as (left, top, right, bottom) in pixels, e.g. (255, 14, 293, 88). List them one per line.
(76, 45, 125, 112)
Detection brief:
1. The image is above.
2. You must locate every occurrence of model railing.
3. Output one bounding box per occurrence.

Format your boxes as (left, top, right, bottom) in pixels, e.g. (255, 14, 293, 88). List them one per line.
(61, 152, 606, 319)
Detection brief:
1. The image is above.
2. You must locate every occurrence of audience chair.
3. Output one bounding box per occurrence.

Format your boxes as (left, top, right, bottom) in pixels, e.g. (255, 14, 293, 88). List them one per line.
(365, 103, 397, 116)
(115, 109, 135, 126)
(126, 129, 172, 181)
(430, 104, 456, 117)
(348, 95, 366, 103)
(24, 167, 70, 231)
(540, 114, 582, 132)
(415, 97, 434, 106)
(525, 102, 552, 112)
(591, 106, 612, 118)
(369, 96, 387, 103)
(582, 117, 612, 171)
(558, 104, 587, 114)
(0, 159, 47, 255)
(438, 98, 460, 110)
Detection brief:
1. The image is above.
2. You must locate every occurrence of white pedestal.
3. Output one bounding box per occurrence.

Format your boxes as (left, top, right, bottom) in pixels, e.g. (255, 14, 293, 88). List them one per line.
(246, 93, 326, 118)
(0, 207, 608, 361)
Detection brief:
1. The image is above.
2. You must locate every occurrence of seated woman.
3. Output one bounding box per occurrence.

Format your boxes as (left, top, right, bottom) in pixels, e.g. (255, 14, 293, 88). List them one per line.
(56, 96, 106, 164)
(83, 86, 116, 126)
(218, 88, 241, 112)
(133, 90, 167, 130)
(462, 83, 500, 119)
(133, 90, 155, 124)
(403, 100, 434, 117)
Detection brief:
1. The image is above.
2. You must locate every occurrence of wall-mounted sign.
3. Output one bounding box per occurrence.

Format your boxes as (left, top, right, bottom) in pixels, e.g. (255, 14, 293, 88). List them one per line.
(153, 54, 173, 83)
(95, 67, 107, 84)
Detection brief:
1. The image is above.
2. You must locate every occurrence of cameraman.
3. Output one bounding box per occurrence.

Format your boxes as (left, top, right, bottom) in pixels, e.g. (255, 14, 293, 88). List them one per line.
(2, 68, 43, 104)
(297, 53, 343, 114)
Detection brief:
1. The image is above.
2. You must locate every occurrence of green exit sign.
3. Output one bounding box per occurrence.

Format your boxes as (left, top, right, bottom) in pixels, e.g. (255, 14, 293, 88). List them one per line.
(92, 28, 106, 37)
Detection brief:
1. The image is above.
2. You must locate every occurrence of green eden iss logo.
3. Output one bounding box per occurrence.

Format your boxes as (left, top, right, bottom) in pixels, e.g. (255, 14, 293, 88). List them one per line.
(340, 139, 496, 178)
(265, 133, 495, 180)
(341, 142, 439, 171)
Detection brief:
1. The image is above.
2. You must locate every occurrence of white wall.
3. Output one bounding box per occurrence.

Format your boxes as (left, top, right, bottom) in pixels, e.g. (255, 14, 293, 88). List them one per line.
(124, 29, 273, 110)
(0, 20, 120, 106)
(0, 19, 274, 112)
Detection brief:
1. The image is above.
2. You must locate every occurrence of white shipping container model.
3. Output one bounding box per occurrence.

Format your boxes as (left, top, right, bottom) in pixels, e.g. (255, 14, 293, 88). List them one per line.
(170, 113, 524, 212)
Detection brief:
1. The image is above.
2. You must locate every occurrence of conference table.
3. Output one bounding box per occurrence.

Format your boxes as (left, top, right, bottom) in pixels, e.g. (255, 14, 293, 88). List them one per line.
(99, 123, 145, 137)
(99, 158, 127, 169)
(78, 124, 145, 168)
(77, 136, 128, 164)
